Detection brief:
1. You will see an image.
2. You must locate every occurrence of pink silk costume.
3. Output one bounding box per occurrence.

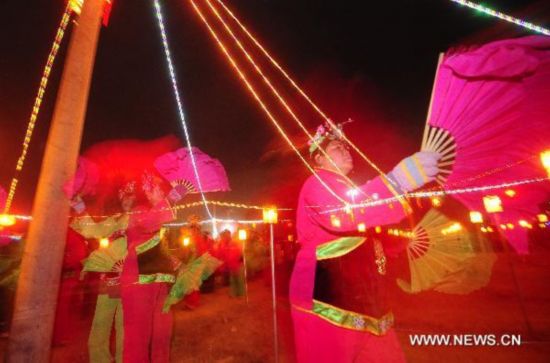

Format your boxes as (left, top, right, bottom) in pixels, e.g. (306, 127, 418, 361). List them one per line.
(290, 169, 408, 363)
(121, 200, 175, 363)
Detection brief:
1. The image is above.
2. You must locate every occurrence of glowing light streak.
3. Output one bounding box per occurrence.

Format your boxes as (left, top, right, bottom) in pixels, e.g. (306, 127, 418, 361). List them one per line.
(323, 177, 549, 213)
(537, 214, 548, 223)
(3, 3, 73, 213)
(213, 0, 406, 206)
(189, 0, 348, 206)
(153, 0, 216, 232)
(203, 0, 365, 198)
(450, 0, 550, 35)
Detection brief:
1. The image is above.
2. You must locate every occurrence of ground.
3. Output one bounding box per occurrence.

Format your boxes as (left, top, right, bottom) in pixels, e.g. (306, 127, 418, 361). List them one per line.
(1, 250, 549, 362)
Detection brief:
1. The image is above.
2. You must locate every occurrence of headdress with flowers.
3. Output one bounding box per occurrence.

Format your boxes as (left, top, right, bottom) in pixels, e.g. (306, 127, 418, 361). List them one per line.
(118, 181, 136, 200)
(308, 118, 352, 155)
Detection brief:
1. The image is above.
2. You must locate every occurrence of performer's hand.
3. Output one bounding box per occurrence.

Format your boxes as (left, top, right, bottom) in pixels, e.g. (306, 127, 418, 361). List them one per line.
(388, 151, 441, 192)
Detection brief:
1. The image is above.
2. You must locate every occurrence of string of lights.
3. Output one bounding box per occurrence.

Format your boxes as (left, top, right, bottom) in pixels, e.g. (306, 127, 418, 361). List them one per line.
(203, 0, 366, 199)
(165, 218, 265, 227)
(212, 0, 407, 208)
(189, 0, 349, 206)
(3, 2, 73, 214)
(322, 177, 550, 213)
(419, 156, 536, 195)
(449, 0, 550, 35)
(152, 0, 217, 233)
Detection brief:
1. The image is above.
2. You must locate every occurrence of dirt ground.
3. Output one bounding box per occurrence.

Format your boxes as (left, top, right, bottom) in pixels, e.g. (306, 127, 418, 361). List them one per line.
(1, 250, 550, 362)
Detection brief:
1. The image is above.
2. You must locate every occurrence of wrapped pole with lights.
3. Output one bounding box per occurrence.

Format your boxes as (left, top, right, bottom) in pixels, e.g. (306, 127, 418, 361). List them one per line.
(7, 0, 104, 361)
(262, 207, 279, 363)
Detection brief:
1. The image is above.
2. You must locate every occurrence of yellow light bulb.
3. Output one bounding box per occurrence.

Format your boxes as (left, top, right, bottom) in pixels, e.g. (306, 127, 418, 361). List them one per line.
(262, 207, 278, 224)
(483, 195, 503, 213)
(238, 229, 247, 241)
(0, 214, 16, 227)
(99, 238, 110, 249)
(469, 211, 483, 224)
(431, 197, 442, 208)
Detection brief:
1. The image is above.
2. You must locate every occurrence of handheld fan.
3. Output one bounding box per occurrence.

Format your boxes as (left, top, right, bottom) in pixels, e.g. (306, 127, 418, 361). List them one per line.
(397, 208, 496, 295)
(421, 36, 550, 253)
(82, 237, 128, 273)
(163, 252, 223, 312)
(154, 147, 230, 195)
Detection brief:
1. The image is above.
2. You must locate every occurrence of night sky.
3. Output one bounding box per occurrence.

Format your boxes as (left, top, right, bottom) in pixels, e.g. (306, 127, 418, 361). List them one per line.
(1, 0, 549, 216)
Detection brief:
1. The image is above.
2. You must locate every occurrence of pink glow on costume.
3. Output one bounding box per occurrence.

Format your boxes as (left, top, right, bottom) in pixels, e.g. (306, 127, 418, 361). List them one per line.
(121, 199, 174, 363)
(291, 170, 405, 309)
(291, 169, 407, 362)
(428, 36, 550, 253)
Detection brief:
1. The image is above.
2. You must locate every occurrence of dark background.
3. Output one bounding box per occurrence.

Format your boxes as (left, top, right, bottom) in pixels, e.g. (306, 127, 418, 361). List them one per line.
(1, 0, 549, 216)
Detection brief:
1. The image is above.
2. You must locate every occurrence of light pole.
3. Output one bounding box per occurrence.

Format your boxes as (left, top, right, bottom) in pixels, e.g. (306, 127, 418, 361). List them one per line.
(238, 228, 249, 304)
(263, 207, 279, 363)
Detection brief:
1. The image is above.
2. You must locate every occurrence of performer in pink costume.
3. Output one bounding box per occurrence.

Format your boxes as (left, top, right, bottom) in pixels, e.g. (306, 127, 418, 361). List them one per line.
(121, 172, 177, 363)
(290, 123, 440, 363)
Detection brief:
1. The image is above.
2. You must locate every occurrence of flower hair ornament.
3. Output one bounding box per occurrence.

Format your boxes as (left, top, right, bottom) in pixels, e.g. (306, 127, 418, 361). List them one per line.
(141, 170, 161, 194)
(308, 118, 353, 155)
(118, 181, 136, 200)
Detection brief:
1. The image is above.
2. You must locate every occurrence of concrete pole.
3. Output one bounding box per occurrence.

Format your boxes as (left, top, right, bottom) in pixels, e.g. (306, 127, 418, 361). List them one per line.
(7, 1, 104, 361)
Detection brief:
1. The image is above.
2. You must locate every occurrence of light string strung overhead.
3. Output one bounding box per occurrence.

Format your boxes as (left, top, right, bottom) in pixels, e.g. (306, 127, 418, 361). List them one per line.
(3, 2, 74, 214)
(323, 177, 550, 213)
(202, 0, 367, 201)
(153, 0, 217, 234)
(211, 0, 407, 208)
(189, 0, 349, 206)
(449, 0, 550, 35)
